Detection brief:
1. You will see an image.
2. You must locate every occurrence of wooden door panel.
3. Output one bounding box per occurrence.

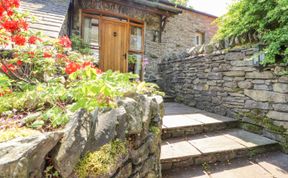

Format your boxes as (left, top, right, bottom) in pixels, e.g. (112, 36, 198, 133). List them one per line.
(100, 19, 128, 72)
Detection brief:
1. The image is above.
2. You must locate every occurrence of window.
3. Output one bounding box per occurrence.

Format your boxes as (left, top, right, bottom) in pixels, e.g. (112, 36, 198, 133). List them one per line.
(195, 32, 205, 46)
(129, 24, 144, 76)
(130, 26, 143, 51)
(82, 17, 100, 60)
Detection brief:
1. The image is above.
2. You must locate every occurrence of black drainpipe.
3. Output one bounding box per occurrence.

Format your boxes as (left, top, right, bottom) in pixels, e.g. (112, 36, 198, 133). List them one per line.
(68, 0, 74, 37)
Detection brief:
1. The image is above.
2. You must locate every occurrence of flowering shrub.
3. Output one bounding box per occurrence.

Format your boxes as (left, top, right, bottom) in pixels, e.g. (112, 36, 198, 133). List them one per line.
(0, 0, 163, 133)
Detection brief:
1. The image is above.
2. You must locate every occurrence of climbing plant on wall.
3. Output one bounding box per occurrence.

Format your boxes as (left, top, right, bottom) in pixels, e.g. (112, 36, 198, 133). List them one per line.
(169, 0, 188, 6)
(215, 0, 288, 65)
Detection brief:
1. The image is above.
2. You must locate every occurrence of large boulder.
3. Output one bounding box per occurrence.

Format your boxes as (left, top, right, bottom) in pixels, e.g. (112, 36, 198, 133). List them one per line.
(51, 110, 91, 178)
(52, 109, 119, 178)
(0, 132, 62, 178)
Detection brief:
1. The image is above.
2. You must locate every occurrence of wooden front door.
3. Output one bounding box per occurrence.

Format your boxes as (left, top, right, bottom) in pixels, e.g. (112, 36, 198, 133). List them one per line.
(100, 19, 128, 72)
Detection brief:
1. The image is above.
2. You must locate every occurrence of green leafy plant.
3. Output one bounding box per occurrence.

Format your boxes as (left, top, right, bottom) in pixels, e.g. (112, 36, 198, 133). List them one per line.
(215, 0, 288, 65)
(169, 0, 188, 6)
(136, 82, 165, 96)
(68, 68, 138, 112)
(71, 35, 92, 55)
(128, 55, 137, 64)
(44, 165, 60, 178)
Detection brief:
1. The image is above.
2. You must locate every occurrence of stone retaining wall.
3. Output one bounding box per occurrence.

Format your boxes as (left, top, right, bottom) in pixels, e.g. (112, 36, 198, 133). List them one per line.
(0, 94, 163, 178)
(158, 47, 288, 152)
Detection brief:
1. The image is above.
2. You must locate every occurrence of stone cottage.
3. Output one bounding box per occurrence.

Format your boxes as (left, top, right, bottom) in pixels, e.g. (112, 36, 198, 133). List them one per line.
(21, 0, 217, 81)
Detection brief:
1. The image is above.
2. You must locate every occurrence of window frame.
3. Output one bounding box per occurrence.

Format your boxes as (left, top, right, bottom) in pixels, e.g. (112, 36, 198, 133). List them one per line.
(195, 32, 205, 46)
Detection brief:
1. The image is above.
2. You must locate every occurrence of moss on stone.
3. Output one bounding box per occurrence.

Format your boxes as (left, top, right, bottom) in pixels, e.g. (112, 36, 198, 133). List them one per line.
(149, 126, 161, 135)
(262, 117, 286, 134)
(240, 123, 263, 134)
(242, 110, 286, 134)
(175, 96, 184, 102)
(242, 109, 263, 124)
(232, 87, 243, 93)
(0, 128, 40, 143)
(240, 110, 288, 151)
(74, 139, 127, 178)
(248, 147, 267, 158)
(281, 142, 288, 153)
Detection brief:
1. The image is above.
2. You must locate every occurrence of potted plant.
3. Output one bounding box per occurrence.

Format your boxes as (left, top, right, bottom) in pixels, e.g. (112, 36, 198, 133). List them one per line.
(128, 55, 137, 73)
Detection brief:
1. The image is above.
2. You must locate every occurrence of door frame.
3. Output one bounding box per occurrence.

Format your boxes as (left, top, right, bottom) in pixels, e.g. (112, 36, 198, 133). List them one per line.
(100, 18, 128, 72)
(81, 9, 145, 78)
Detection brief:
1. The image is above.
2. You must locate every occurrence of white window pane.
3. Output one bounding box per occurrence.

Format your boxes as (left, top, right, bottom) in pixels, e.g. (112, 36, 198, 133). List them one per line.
(83, 17, 99, 46)
(130, 26, 142, 51)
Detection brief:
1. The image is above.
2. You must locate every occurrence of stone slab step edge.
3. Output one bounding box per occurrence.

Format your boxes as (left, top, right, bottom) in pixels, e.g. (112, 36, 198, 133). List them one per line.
(161, 144, 280, 170)
(161, 129, 280, 171)
(162, 120, 239, 140)
(163, 96, 175, 102)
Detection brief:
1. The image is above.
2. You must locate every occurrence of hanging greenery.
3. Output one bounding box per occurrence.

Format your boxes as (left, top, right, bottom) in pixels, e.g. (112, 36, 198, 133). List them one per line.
(169, 0, 188, 6)
(215, 0, 288, 65)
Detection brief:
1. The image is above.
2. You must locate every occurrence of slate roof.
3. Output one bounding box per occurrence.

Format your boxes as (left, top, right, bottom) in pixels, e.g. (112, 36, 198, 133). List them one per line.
(20, 0, 71, 38)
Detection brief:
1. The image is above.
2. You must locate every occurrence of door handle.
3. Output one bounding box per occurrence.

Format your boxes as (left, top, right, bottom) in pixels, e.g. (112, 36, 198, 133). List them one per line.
(123, 53, 127, 59)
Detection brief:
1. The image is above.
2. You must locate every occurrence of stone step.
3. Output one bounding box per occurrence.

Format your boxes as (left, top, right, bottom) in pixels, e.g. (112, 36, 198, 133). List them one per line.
(163, 96, 175, 102)
(162, 103, 239, 139)
(162, 151, 288, 178)
(161, 129, 279, 171)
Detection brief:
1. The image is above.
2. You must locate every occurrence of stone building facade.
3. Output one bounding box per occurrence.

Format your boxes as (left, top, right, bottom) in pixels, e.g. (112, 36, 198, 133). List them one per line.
(71, 0, 217, 81)
(146, 8, 217, 81)
(161, 9, 217, 55)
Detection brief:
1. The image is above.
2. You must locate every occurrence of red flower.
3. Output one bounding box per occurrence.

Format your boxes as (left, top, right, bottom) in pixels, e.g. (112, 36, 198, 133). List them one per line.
(82, 61, 94, 68)
(0, 6, 5, 17)
(94, 68, 102, 74)
(28, 51, 35, 58)
(65, 62, 81, 75)
(56, 53, 64, 59)
(5, 0, 20, 8)
(0, 88, 13, 97)
(19, 20, 28, 30)
(7, 10, 14, 16)
(2, 20, 19, 32)
(59, 36, 72, 48)
(1, 65, 8, 73)
(28, 36, 39, 44)
(12, 35, 26, 46)
(1, 64, 16, 74)
(16, 60, 22, 65)
(0, 0, 19, 18)
(43, 52, 52, 58)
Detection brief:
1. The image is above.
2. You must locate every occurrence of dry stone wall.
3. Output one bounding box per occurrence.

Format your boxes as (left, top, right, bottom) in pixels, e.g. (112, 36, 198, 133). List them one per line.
(0, 94, 163, 178)
(159, 46, 288, 152)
